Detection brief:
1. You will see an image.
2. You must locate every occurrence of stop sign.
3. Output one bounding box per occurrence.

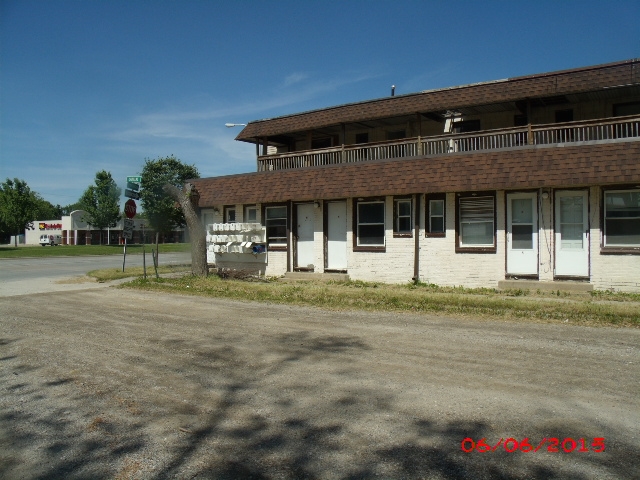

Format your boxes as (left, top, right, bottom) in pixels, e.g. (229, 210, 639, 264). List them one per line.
(124, 199, 137, 219)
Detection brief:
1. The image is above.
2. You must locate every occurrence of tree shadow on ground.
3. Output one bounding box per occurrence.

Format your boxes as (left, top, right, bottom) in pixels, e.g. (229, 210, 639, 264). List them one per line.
(1, 329, 637, 480)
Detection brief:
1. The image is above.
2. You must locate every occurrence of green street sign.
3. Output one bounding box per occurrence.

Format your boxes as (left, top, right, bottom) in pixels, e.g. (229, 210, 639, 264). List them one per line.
(126, 181, 140, 191)
(127, 176, 142, 183)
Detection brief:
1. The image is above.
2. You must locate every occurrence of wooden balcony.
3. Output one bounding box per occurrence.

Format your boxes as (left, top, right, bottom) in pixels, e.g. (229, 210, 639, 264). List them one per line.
(256, 115, 640, 172)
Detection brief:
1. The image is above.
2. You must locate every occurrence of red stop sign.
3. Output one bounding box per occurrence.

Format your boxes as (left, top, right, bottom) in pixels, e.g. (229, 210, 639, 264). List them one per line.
(124, 199, 137, 219)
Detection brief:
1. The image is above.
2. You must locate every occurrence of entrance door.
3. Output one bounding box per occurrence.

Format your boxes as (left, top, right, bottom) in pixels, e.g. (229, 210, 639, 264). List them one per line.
(555, 190, 589, 277)
(507, 192, 538, 275)
(295, 203, 315, 269)
(327, 201, 347, 270)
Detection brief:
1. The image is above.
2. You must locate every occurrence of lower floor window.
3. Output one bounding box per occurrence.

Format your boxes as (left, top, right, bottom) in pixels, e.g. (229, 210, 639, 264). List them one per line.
(357, 201, 385, 246)
(394, 198, 412, 235)
(604, 189, 640, 247)
(265, 206, 287, 246)
(458, 194, 495, 248)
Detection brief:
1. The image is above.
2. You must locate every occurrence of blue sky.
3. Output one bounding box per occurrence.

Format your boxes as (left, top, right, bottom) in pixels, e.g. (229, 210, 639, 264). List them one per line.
(1, 0, 639, 208)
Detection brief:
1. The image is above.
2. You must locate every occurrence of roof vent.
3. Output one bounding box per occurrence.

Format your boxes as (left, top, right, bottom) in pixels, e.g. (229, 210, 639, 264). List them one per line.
(391, 85, 395, 96)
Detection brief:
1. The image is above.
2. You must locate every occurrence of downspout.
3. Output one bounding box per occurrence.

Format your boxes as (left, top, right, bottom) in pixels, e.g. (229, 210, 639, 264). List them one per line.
(287, 200, 292, 273)
(413, 194, 420, 282)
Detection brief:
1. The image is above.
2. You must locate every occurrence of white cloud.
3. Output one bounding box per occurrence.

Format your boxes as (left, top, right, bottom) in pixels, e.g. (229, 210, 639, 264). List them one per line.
(283, 72, 308, 87)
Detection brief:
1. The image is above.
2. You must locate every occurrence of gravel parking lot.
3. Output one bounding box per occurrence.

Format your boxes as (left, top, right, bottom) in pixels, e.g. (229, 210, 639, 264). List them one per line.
(1, 287, 639, 479)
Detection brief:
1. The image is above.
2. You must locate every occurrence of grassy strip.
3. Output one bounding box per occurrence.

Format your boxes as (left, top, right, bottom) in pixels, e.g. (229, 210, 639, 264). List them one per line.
(121, 276, 640, 327)
(0, 243, 190, 258)
(88, 264, 191, 282)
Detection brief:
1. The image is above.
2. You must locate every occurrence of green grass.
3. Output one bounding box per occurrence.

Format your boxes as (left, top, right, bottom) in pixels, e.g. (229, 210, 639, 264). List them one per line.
(119, 275, 640, 327)
(0, 243, 191, 258)
(88, 264, 191, 282)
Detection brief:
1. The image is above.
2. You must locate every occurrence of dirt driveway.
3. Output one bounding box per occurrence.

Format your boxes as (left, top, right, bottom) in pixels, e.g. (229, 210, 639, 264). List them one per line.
(1, 287, 638, 479)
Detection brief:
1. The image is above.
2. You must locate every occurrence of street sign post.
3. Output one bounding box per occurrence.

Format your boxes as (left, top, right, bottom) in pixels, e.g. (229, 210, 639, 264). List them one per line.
(122, 217, 134, 272)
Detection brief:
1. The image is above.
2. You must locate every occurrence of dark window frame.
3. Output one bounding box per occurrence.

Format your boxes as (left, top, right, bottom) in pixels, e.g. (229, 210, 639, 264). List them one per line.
(455, 191, 497, 253)
(600, 185, 640, 254)
(223, 206, 236, 224)
(262, 203, 289, 251)
(613, 101, 640, 117)
(393, 196, 413, 238)
(353, 197, 386, 252)
(426, 193, 446, 237)
(453, 119, 481, 133)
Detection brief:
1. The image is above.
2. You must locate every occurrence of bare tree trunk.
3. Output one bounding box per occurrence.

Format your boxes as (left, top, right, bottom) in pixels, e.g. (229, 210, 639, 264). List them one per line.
(162, 183, 208, 277)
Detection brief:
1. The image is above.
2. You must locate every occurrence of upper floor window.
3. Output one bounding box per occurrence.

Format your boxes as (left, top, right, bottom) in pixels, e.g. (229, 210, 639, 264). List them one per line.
(355, 132, 369, 144)
(453, 120, 480, 133)
(555, 109, 573, 123)
(514, 114, 528, 126)
(603, 189, 640, 248)
(456, 193, 496, 252)
(387, 130, 406, 141)
(613, 102, 640, 117)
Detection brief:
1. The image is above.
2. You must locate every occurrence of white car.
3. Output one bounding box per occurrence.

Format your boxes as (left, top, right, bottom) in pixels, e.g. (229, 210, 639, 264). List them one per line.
(39, 234, 62, 246)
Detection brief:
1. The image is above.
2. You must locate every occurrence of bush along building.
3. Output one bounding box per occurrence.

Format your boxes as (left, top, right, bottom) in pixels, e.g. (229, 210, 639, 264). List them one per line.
(192, 59, 640, 292)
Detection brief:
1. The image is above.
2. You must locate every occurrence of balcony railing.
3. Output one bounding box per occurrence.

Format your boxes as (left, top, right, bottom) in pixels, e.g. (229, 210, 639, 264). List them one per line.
(256, 115, 640, 172)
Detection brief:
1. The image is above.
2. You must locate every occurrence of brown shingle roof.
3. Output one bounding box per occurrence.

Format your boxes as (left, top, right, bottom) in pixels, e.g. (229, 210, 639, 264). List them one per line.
(236, 59, 640, 141)
(191, 140, 640, 206)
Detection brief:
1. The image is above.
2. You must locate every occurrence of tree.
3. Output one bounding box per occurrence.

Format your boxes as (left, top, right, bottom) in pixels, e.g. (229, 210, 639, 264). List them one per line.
(140, 155, 200, 235)
(0, 178, 40, 246)
(163, 183, 208, 276)
(79, 170, 121, 244)
(34, 198, 63, 220)
(61, 202, 84, 216)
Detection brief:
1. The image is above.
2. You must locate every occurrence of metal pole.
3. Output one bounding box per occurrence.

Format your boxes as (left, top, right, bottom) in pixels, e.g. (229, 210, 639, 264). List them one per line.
(142, 224, 146, 279)
(122, 237, 127, 272)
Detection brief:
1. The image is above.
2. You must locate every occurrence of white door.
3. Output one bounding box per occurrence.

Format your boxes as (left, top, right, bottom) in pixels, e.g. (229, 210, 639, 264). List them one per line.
(296, 203, 315, 269)
(327, 201, 347, 270)
(506, 192, 538, 275)
(555, 190, 589, 277)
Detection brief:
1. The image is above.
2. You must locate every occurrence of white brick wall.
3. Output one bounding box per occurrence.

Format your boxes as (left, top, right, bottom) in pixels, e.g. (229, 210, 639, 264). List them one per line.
(419, 192, 506, 289)
(589, 187, 640, 292)
(204, 191, 640, 292)
(347, 197, 414, 284)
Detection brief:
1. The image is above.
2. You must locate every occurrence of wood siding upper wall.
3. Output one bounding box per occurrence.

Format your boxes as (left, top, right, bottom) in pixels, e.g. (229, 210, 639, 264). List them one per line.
(237, 60, 639, 141)
(191, 140, 640, 207)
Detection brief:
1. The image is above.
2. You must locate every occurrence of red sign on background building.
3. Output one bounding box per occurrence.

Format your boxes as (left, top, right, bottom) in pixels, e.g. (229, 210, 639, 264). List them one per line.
(39, 223, 62, 230)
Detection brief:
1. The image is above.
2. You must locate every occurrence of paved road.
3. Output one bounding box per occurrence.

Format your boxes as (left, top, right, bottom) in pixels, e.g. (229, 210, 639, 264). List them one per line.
(0, 253, 191, 296)
(0, 287, 638, 479)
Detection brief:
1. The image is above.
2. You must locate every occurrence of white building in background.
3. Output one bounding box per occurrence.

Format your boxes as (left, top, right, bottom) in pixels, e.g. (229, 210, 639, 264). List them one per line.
(24, 211, 176, 245)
